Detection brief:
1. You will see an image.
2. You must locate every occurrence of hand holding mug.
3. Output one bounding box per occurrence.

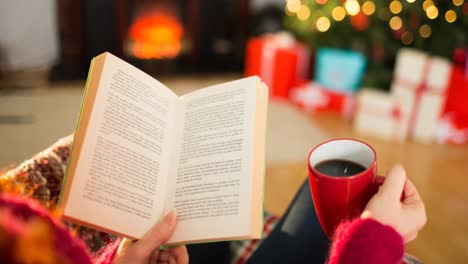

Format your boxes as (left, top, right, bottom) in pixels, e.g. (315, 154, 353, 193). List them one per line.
(362, 165, 427, 243)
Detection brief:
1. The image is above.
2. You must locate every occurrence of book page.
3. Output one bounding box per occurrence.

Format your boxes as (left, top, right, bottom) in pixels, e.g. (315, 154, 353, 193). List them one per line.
(164, 77, 260, 243)
(63, 53, 178, 238)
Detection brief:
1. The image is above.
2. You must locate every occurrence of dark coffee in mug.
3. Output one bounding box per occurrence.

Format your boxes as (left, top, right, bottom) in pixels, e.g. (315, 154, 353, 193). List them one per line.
(308, 139, 379, 237)
(314, 159, 366, 177)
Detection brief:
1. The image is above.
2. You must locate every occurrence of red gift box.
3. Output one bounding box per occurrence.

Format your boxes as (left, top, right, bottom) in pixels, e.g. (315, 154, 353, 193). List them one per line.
(245, 33, 310, 99)
(435, 67, 468, 144)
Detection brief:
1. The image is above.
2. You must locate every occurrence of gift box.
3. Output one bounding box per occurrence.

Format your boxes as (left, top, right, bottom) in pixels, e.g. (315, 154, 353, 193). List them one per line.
(315, 48, 366, 94)
(354, 89, 408, 142)
(434, 67, 468, 144)
(434, 114, 468, 144)
(410, 57, 452, 143)
(391, 49, 452, 143)
(244, 32, 310, 99)
(465, 49, 468, 78)
(290, 82, 355, 117)
(390, 49, 429, 92)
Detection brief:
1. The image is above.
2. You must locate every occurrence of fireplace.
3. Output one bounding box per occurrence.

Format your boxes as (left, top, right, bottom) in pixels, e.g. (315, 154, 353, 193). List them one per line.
(51, 0, 250, 80)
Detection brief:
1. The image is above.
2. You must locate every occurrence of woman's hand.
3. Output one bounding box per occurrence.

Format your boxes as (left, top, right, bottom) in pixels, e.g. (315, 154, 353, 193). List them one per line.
(113, 210, 189, 264)
(362, 165, 427, 243)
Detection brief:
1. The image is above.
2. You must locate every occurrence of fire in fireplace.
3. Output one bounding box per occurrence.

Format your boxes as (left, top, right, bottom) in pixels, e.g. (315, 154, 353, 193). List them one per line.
(51, 0, 250, 80)
(126, 3, 185, 59)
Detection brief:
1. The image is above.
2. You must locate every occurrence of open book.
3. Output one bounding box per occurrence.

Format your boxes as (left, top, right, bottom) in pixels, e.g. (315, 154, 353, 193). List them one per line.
(59, 52, 268, 244)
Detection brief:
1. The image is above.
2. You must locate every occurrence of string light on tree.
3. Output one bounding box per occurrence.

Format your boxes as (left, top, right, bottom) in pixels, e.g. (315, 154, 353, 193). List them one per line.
(297, 4, 311, 21)
(389, 1, 403, 15)
(351, 12, 370, 31)
(345, 0, 361, 16)
(332, 6, 347, 21)
(422, 0, 434, 11)
(286, 0, 302, 14)
(362, 1, 376, 16)
(389, 16, 403, 30)
(316, 16, 331, 32)
(285, 4, 295, 16)
(419, 24, 432, 38)
(445, 10, 457, 23)
(283, 0, 467, 90)
(453, 0, 464, 7)
(426, 5, 439, 19)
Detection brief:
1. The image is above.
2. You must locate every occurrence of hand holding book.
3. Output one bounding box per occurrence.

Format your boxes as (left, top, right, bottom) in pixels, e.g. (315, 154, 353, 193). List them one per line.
(59, 52, 268, 244)
(113, 210, 189, 264)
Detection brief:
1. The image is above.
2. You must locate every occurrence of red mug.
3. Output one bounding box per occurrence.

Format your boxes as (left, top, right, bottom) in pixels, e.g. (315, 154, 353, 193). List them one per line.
(308, 138, 380, 237)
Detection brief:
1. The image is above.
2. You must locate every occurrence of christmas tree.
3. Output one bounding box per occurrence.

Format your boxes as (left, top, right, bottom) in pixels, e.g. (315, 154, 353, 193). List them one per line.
(284, 0, 468, 90)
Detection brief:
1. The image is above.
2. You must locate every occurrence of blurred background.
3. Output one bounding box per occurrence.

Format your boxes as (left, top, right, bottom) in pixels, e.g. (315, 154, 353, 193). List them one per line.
(0, 0, 467, 262)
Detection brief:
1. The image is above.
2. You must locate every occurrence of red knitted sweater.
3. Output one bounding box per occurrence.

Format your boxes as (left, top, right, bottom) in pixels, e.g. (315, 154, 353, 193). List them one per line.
(327, 218, 404, 264)
(0, 193, 404, 264)
(95, 218, 405, 264)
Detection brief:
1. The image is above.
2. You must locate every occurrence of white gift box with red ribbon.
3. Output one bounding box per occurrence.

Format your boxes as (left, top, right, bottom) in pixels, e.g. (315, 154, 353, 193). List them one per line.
(354, 89, 408, 142)
(434, 114, 468, 144)
(390, 49, 452, 143)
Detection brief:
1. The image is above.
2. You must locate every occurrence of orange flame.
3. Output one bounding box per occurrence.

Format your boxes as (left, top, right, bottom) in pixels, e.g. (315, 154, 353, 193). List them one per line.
(128, 12, 183, 59)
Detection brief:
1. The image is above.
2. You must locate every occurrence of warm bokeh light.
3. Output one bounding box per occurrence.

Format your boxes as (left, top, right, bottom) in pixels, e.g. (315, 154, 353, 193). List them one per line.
(422, 0, 434, 11)
(316, 16, 331, 32)
(285, 4, 295, 16)
(426, 5, 439, 19)
(332, 6, 347, 21)
(362, 1, 376, 15)
(128, 13, 183, 59)
(287, 0, 302, 13)
(406, 0, 416, 3)
(445, 10, 457, 23)
(316, 0, 328, 4)
(345, 0, 361, 16)
(453, 0, 464, 7)
(389, 16, 403, 30)
(389, 1, 403, 14)
(419, 24, 432, 38)
(297, 4, 311, 20)
(401, 31, 414, 45)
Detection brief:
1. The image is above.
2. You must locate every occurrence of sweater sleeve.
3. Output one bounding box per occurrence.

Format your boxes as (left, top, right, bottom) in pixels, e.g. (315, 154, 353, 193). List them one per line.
(327, 218, 404, 264)
(94, 238, 123, 264)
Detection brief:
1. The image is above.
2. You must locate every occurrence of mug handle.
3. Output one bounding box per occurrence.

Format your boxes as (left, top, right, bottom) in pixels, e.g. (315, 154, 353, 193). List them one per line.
(375, 176, 405, 201)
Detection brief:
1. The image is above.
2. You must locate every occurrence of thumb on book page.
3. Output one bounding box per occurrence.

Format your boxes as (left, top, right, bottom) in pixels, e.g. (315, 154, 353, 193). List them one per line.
(136, 209, 177, 255)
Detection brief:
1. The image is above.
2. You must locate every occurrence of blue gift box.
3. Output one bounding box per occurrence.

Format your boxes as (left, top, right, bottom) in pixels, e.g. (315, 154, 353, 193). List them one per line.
(315, 48, 367, 94)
